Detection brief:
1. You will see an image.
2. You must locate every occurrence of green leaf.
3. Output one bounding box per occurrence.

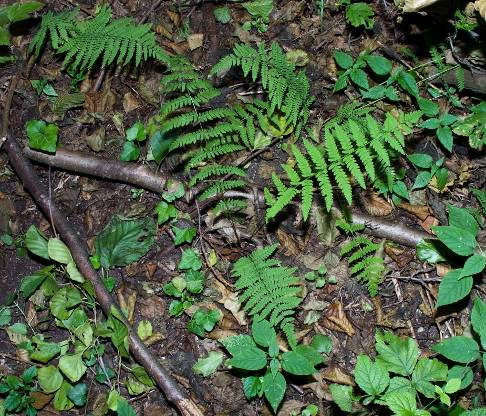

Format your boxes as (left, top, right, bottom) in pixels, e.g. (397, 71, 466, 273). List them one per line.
(432, 226, 476, 256)
(361, 85, 386, 99)
(365, 54, 392, 75)
(149, 130, 172, 163)
(412, 171, 432, 190)
(416, 239, 447, 263)
(350, 68, 369, 90)
(384, 390, 430, 416)
(329, 384, 354, 412)
(243, 376, 262, 399)
(345, 2, 374, 28)
(293, 345, 324, 366)
(22, 366, 37, 384)
(221, 334, 256, 356)
(187, 309, 221, 337)
(50, 286, 82, 320)
(375, 331, 419, 376)
(126, 121, 146, 142)
(436, 269, 473, 308)
(58, 353, 87, 382)
(25, 225, 49, 259)
(95, 215, 156, 268)
(213, 6, 232, 23)
(154, 201, 177, 224)
(310, 334, 332, 355)
(38, 365, 63, 393)
(421, 118, 441, 129)
(0, 307, 11, 327)
(48, 238, 73, 264)
(227, 346, 267, 370)
(193, 351, 224, 377)
(262, 372, 286, 413)
(281, 351, 316, 375)
(412, 358, 448, 398)
(120, 141, 140, 161)
(4, 2, 43, 23)
(471, 298, 486, 349)
(20, 267, 52, 298)
(137, 320, 152, 341)
(408, 153, 433, 169)
(432, 336, 480, 364)
(67, 383, 88, 406)
(333, 51, 354, 69)
(252, 320, 277, 348)
(185, 270, 205, 294)
(436, 126, 453, 152)
(447, 365, 473, 390)
(25, 119, 58, 153)
(460, 254, 486, 279)
(397, 71, 419, 97)
(117, 398, 137, 416)
(393, 180, 409, 200)
(448, 205, 479, 237)
(178, 248, 202, 271)
(354, 354, 389, 396)
(434, 167, 449, 190)
(66, 261, 85, 283)
(30, 341, 61, 363)
(0, 26, 10, 46)
(417, 97, 440, 117)
(172, 225, 196, 246)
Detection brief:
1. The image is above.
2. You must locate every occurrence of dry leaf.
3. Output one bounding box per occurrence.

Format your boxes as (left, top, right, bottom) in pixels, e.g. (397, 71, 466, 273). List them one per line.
(420, 215, 439, 234)
(360, 192, 393, 216)
(123, 92, 141, 113)
(322, 301, 355, 336)
(400, 202, 430, 221)
(85, 127, 105, 152)
(475, 0, 486, 20)
(277, 400, 306, 415)
(140, 296, 165, 319)
(144, 333, 165, 346)
(30, 391, 53, 410)
(277, 228, 301, 257)
(85, 86, 116, 114)
(213, 279, 247, 325)
(384, 244, 414, 268)
(436, 263, 451, 277)
(187, 34, 204, 50)
(320, 366, 355, 385)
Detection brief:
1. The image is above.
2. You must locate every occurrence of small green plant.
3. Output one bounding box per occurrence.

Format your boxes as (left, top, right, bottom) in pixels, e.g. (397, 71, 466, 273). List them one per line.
(164, 248, 205, 317)
(120, 121, 147, 161)
(25, 119, 59, 153)
(337, 219, 386, 296)
(330, 330, 470, 415)
(221, 320, 330, 413)
(0, 366, 37, 415)
(0, 1, 43, 64)
(29, 5, 170, 72)
(420, 111, 458, 152)
(187, 307, 221, 337)
(417, 205, 485, 308)
(304, 265, 327, 288)
(241, 0, 273, 33)
(344, 2, 374, 29)
(408, 153, 448, 191)
(453, 101, 486, 150)
(232, 244, 302, 347)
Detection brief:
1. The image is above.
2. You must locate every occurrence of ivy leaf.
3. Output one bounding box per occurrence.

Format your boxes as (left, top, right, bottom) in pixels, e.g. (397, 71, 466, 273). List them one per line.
(95, 216, 156, 268)
(460, 254, 486, 279)
(67, 383, 88, 406)
(436, 269, 473, 308)
(262, 372, 286, 414)
(365, 54, 392, 75)
(432, 336, 480, 364)
(375, 331, 419, 376)
(187, 309, 221, 337)
(120, 141, 140, 161)
(345, 2, 374, 28)
(30, 341, 61, 363)
(333, 51, 354, 69)
(193, 351, 224, 377)
(154, 201, 177, 224)
(178, 248, 202, 271)
(38, 365, 63, 393)
(432, 226, 477, 256)
(58, 353, 87, 382)
(0, 307, 11, 326)
(26, 119, 58, 153)
(172, 225, 196, 246)
(185, 270, 205, 294)
(281, 351, 316, 375)
(436, 126, 453, 152)
(447, 365, 473, 390)
(213, 6, 232, 23)
(411, 358, 448, 398)
(354, 354, 389, 396)
(117, 399, 137, 416)
(50, 287, 82, 320)
(227, 346, 267, 370)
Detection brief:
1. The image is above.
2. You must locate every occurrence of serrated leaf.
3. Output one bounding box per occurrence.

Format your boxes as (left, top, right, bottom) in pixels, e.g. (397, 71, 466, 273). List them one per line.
(193, 351, 224, 377)
(329, 384, 354, 412)
(333, 51, 354, 69)
(412, 358, 448, 398)
(436, 269, 473, 308)
(471, 298, 486, 349)
(227, 346, 267, 370)
(376, 331, 419, 376)
(365, 54, 392, 75)
(252, 319, 276, 348)
(460, 254, 486, 279)
(281, 351, 316, 375)
(354, 354, 389, 396)
(262, 372, 286, 413)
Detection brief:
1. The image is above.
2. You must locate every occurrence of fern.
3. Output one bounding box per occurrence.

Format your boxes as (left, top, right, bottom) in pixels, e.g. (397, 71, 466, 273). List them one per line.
(472, 189, 486, 216)
(336, 219, 386, 297)
(265, 114, 405, 221)
(211, 42, 313, 137)
(232, 244, 302, 347)
(29, 6, 170, 71)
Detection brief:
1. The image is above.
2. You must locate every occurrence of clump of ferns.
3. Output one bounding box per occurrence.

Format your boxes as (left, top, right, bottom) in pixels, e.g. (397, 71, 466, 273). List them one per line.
(336, 219, 387, 297)
(264, 113, 407, 222)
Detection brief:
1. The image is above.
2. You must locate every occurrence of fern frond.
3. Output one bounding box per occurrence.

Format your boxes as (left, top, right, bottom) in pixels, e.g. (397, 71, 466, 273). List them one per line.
(187, 142, 245, 168)
(265, 186, 299, 221)
(189, 165, 245, 187)
(213, 199, 247, 217)
(199, 180, 247, 201)
(232, 244, 302, 347)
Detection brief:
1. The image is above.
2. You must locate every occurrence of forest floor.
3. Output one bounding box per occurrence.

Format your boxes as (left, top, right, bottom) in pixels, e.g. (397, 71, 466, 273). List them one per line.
(0, 0, 485, 415)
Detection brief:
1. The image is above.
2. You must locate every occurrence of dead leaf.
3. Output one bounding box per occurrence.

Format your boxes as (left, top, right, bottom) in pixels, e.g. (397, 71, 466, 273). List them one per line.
(85, 127, 105, 152)
(167, 10, 180, 26)
(277, 400, 306, 415)
(213, 279, 247, 325)
(127, 291, 137, 324)
(360, 192, 393, 216)
(314, 206, 340, 246)
(30, 391, 53, 410)
(138, 76, 160, 107)
(400, 202, 430, 221)
(277, 228, 301, 256)
(187, 33, 204, 50)
(155, 23, 173, 39)
(144, 333, 165, 346)
(123, 92, 141, 113)
(25, 301, 38, 328)
(320, 366, 355, 385)
(205, 329, 238, 341)
(140, 296, 165, 319)
(322, 301, 355, 336)
(436, 263, 451, 277)
(385, 244, 414, 268)
(420, 215, 439, 234)
(85, 84, 116, 114)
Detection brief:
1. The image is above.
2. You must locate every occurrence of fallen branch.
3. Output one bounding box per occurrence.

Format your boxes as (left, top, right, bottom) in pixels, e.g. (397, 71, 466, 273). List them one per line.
(2, 84, 202, 416)
(24, 147, 168, 194)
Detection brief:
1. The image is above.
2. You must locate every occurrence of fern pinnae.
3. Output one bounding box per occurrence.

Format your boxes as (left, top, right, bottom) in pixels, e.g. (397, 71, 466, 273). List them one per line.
(199, 179, 247, 201)
(188, 165, 246, 187)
